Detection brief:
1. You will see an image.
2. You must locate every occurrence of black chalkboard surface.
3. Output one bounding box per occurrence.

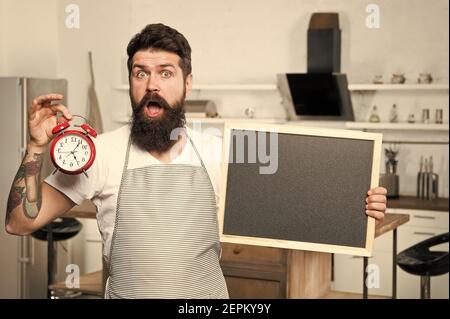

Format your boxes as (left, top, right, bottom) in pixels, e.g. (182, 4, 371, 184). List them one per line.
(218, 123, 382, 256)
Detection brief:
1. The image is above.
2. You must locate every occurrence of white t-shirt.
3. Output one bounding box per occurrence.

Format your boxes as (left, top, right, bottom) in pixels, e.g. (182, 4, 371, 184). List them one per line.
(44, 125, 223, 262)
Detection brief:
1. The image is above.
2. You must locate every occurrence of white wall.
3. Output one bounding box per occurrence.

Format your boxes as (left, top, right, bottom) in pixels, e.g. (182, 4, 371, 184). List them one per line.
(1, 0, 59, 77)
(56, 0, 132, 133)
(0, 0, 6, 74)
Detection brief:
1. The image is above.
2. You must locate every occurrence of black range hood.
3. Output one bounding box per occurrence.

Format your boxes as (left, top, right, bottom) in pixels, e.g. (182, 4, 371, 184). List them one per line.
(278, 13, 354, 121)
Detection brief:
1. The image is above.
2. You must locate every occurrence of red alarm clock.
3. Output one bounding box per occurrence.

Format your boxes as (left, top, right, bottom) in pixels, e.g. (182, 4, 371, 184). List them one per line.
(50, 115, 97, 177)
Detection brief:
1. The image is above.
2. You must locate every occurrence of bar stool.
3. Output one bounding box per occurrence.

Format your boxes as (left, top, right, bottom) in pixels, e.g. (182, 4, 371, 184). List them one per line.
(31, 217, 83, 298)
(396, 232, 449, 299)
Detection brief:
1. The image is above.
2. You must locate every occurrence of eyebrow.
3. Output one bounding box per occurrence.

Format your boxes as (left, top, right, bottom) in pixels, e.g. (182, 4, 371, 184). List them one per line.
(132, 63, 176, 70)
(159, 64, 176, 69)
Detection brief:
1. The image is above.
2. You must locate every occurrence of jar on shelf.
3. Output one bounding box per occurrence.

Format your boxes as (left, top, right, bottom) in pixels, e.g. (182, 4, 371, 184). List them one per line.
(368, 105, 381, 123)
(389, 104, 398, 123)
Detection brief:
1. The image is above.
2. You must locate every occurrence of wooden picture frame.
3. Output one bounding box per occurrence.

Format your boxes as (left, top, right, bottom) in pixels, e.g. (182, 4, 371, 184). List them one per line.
(218, 122, 382, 257)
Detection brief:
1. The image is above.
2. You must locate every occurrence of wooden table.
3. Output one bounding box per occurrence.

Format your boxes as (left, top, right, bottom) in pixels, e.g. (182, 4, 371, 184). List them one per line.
(287, 213, 409, 299)
(375, 213, 410, 237)
(60, 202, 409, 299)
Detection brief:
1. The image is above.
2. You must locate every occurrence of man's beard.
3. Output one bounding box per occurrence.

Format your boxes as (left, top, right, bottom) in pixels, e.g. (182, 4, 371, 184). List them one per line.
(130, 91, 186, 153)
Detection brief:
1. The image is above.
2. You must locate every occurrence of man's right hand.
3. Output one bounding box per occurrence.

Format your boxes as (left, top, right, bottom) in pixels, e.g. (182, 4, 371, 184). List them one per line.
(6, 94, 76, 235)
(28, 94, 72, 148)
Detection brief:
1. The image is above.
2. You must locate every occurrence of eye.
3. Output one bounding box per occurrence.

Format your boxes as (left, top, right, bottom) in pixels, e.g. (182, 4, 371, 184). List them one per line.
(135, 70, 148, 79)
(161, 70, 173, 78)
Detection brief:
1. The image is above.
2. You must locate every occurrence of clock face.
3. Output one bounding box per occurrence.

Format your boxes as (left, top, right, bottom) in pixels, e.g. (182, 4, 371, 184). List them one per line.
(52, 132, 94, 173)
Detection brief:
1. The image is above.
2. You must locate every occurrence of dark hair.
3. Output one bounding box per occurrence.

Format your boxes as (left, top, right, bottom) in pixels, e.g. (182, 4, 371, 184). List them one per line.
(127, 23, 192, 78)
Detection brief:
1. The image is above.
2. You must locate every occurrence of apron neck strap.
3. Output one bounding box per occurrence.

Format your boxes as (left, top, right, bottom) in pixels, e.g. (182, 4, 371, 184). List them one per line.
(186, 131, 207, 170)
(122, 127, 208, 170)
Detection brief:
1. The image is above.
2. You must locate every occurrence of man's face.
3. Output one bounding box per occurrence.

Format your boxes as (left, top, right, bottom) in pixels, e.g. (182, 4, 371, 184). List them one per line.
(129, 49, 192, 152)
(129, 49, 192, 117)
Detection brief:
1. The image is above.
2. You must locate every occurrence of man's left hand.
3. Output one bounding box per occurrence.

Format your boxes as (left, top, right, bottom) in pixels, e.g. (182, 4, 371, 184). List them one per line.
(366, 187, 387, 222)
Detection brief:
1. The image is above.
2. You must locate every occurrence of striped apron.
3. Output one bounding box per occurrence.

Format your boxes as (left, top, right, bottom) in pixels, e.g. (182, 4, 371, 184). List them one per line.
(106, 135, 229, 298)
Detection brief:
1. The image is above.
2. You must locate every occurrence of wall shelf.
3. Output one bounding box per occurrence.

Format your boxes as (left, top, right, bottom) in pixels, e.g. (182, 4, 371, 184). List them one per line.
(348, 84, 449, 91)
(345, 122, 449, 131)
(192, 84, 278, 91)
(114, 116, 448, 131)
(185, 117, 283, 124)
(114, 116, 284, 124)
(113, 84, 278, 91)
(114, 83, 449, 92)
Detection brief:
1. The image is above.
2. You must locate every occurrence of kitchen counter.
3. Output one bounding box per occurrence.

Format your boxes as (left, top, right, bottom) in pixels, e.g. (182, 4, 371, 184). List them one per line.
(375, 213, 409, 238)
(388, 195, 449, 212)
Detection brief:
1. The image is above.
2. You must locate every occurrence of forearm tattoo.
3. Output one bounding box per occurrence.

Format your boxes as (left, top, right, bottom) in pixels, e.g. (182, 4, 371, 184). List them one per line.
(6, 151, 43, 224)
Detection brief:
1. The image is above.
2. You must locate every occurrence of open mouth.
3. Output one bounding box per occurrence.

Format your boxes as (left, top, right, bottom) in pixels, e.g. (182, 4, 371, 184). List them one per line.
(145, 101, 163, 118)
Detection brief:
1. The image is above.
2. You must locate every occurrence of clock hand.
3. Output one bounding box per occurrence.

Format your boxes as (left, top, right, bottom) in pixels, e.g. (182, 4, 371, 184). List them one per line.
(72, 153, 81, 167)
(67, 140, 81, 155)
(72, 140, 82, 153)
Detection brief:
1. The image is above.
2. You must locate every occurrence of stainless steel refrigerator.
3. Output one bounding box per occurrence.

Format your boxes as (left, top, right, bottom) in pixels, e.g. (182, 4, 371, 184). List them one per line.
(0, 77, 70, 298)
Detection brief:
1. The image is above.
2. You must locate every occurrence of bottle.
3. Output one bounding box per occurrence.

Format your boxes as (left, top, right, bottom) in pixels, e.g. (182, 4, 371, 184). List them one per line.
(435, 109, 443, 124)
(368, 106, 381, 123)
(389, 104, 398, 123)
(422, 109, 430, 124)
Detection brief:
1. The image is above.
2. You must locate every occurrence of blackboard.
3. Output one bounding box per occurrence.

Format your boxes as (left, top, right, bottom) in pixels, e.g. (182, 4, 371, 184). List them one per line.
(218, 123, 382, 256)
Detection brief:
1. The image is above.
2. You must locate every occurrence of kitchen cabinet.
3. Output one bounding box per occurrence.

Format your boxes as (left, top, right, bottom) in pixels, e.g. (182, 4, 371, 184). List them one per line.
(220, 244, 288, 298)
(333, 251, 393, 297)
(396, 209, 449, 299)
(333, 207, 449, 299)
(220, 244, 332, 299)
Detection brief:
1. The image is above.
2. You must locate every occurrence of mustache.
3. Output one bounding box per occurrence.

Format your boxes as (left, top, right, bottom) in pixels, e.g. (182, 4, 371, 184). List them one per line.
(134, 92, 171, 113)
